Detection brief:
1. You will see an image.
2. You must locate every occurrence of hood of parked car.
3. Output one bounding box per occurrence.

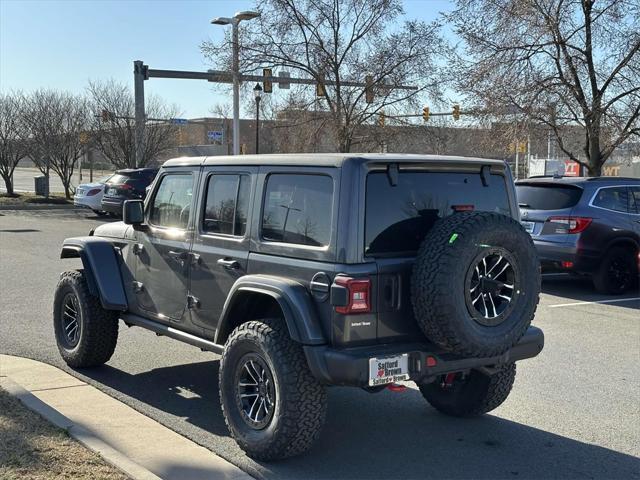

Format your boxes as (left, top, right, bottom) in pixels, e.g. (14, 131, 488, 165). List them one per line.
(92, 222, 133, 240)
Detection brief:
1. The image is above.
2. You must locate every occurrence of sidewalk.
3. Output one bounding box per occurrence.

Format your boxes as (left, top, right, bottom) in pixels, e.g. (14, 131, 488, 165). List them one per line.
(0, 355, 253, 480)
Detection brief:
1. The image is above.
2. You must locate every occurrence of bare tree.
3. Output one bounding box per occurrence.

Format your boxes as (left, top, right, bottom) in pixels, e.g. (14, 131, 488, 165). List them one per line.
(87, 79, 179, 169)
(23, 90, 89, 199)
(0, 92, 29, 196)
(448, 0, 640, 176)
(201, 0, 445, 153)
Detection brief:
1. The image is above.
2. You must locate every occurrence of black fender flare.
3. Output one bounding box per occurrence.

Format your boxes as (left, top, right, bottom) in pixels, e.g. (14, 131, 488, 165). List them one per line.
(60, 236, 128, 311)
(215, 275, 326, 346)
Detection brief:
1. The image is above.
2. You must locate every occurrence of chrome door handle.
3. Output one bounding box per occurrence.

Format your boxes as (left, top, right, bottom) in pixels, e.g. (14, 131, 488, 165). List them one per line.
(217, 258, 240, 270)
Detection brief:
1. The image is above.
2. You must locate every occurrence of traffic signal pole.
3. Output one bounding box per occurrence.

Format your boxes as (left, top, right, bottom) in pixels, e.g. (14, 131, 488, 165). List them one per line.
(133, 60, 146, 168)
(133, 59, 417, 158)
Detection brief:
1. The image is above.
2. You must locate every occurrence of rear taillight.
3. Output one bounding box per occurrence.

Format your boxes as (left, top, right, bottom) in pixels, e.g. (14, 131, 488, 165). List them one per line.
(119, 183, 134, 190)
(334, 276, 371, 314)
(452, 204, 475, 212)
(86, 188, 102, 196)
(547, 216, 592, 234)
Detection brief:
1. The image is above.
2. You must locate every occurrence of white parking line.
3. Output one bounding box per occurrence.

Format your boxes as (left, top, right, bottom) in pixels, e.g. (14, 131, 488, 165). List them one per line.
(549, 297, 640, 308)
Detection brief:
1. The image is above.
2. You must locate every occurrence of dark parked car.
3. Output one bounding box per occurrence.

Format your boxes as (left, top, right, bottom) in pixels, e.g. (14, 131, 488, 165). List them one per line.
(55, 154, 543, 460)
(100, 168, 158, 216)
(516, 176, 640, 294)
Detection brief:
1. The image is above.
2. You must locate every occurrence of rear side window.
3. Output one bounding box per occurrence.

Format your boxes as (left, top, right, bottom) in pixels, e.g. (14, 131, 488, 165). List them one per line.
(592, 187, 629, 213)
(149, 174, 194, 229)
(515, 184, 583, 210)
(630, 187, 640, 214)
(202, 174, 250, 236)
(365, 171, 510, 256)
(261, 174, 333, 247)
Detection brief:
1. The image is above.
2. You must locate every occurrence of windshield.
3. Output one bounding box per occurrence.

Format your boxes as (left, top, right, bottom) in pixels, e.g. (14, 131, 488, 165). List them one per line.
(365, 171, 511, 256)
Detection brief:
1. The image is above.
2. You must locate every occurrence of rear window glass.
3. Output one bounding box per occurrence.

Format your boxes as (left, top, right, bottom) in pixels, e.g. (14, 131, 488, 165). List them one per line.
(107, 174, 130, 184)
(515, 184, 583, 210)
(365, 171, 510, 256)
(262, 174, 333, 247)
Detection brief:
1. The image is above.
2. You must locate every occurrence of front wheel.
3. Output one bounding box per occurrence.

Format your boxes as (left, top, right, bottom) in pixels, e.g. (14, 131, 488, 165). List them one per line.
(53, 270, 119, 367)
(219, 318, 327, 461)
(419, 363, 516, 417)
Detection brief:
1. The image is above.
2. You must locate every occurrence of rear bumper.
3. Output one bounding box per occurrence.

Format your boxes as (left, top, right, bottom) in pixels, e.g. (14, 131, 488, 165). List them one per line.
(534, 240, 599, 273)
(304, 326, 544, 387)
(74, 196, 101, 211)
(101, 198, 124, 215)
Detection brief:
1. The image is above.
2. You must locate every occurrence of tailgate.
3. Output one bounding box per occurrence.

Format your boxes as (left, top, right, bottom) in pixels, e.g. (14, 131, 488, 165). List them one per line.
(375, 256, 424, 343)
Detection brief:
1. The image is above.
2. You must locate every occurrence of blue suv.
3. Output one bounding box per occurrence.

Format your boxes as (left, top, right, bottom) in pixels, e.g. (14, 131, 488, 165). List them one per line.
(516, 176, 640, 294)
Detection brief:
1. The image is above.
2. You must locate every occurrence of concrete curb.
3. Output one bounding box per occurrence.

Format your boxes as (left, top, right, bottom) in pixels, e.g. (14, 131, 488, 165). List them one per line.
(1, 377, 161, 480)
(1, 355, 253, 480)
(0, 204, 75, 211)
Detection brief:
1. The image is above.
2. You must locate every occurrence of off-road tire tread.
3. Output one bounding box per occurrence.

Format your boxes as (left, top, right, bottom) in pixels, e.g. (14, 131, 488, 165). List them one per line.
(219, 318, 327, 461)
(419, 363, 516, 417)
(411, 212, 540, 357)
(54, 270, 119, 367)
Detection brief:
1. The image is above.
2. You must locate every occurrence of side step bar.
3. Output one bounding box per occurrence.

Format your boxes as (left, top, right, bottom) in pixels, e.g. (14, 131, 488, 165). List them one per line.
(120, 313, 223, 354)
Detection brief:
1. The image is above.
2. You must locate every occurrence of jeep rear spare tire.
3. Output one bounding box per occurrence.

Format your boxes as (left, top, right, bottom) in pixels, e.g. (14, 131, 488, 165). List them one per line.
(411, 211, 540, 357)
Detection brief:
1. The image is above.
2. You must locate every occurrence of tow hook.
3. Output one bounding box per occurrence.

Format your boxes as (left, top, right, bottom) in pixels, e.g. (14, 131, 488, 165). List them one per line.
(386, 383, 407, 392)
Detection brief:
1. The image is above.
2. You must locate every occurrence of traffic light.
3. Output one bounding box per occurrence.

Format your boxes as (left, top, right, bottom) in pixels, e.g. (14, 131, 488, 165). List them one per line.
(378, 111, 385, 127)
(263, 68, 273, 93)
(452, 104, 461, 121)
(365, 75, 374, 104)
(422, 106, 430, 122)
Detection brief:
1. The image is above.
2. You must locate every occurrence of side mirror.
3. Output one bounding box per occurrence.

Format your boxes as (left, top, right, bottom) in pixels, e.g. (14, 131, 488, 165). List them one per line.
(123, 200, 145, 226)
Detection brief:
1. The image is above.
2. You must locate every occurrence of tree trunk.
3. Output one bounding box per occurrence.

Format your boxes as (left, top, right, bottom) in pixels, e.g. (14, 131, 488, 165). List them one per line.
(1, 174, 14, 196)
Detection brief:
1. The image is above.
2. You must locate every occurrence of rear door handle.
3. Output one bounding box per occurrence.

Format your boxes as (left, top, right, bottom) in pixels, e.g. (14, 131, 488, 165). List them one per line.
(217, 258, 240, 270)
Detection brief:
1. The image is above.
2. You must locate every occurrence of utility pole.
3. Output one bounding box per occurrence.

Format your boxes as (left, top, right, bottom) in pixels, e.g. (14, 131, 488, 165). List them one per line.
(515, 141, 520, 180)
(134, 60, 146, 168)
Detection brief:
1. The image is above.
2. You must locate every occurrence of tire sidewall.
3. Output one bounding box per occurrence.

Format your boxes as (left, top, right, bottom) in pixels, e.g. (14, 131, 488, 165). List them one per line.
(220, 333, 284, 452)
(448, 222, 539, 345)
(53, 276, 86, 358)
(412, 212, 540, 356)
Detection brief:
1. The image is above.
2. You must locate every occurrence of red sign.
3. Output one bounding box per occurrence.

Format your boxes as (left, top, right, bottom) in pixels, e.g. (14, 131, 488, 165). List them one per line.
(563, 160, 582, 176)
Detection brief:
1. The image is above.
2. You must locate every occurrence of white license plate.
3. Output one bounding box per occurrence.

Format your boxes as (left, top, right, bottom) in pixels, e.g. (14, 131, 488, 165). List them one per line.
(368, 354, 410, 386)
(521, 221, 535, 234)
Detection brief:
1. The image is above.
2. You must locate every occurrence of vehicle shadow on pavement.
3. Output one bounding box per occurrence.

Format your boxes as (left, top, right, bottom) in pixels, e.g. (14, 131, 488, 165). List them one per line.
(79, 360, 640, 480)
(542, 274, 640, 311)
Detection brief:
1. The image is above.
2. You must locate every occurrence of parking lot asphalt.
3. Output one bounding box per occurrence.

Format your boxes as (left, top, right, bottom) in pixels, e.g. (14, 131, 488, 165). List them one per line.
(1, 208, 639, 480)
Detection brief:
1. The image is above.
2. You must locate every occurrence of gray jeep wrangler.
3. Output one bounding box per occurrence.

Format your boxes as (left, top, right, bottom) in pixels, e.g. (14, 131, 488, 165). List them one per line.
(54, 154, 544, 460)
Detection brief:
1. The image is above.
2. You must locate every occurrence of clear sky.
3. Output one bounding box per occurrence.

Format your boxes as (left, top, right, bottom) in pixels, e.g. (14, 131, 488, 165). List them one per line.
(0, 0, 453, 118)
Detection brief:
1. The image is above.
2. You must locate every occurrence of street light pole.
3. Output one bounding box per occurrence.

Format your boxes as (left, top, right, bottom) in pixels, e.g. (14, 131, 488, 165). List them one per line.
(211, 11, 260, 156)
(253, 83, 262, 154)
(232, 20, 240, 156)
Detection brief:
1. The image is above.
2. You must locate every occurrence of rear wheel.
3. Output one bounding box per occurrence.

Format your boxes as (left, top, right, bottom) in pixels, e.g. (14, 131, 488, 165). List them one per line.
(593, 246, 639, 295)
(419, 364, 516, 417)
(53, 270, 119, 367)
(219, 318, 327, 461)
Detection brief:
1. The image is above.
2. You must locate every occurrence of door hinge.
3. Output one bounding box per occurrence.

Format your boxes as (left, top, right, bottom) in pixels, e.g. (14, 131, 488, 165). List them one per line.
(132, 281, 144, 293)
(187, 295, 201, 310)
(132, 243, 144, 255)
